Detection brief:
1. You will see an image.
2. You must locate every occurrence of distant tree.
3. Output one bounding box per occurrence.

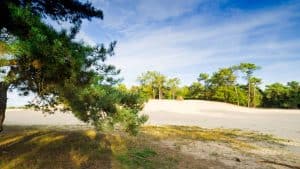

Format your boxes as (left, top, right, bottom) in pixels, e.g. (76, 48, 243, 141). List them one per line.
(155, 73, 166, 99)
(249, 77, 262, 107)
(210, 68, 236, 103)
(287, 81, 300, 108)
(231, 65, 242, 106)
(137, 71, 157, 99)
(235, 84, 249, 106)
(197, 73, 210, 99)
(263, 83, 289, 108)
(187, 82, 204, 99)
(263, 82, 300, 109)
(166, 78, 180, 99)
(238, 63, 261, 107)
(188, 63, 265, 107)
(177, 86, 190, 99)
(136, 64, 299, 109)
(137, 71, 166, 99)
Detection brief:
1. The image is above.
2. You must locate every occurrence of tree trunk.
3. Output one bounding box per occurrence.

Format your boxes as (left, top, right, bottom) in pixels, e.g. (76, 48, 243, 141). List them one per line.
(152, 88, 156, 99)
(247, 81, 251, 108)
(158, 86, 162, 99)
(172, 90, 175, 100)
(0, 82, 9, 132)
(253, 85, 256, 108)
(225, 85, 228, 103)
(234, 85, 239, 106)
(204, 83, 208, 100)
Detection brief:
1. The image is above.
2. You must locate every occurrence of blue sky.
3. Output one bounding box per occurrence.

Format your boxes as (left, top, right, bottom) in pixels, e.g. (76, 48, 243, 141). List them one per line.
(8, 0, 300, 106)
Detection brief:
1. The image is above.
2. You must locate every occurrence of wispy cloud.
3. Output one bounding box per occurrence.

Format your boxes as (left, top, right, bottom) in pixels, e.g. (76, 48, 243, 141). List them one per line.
(82, 1, 299, 86)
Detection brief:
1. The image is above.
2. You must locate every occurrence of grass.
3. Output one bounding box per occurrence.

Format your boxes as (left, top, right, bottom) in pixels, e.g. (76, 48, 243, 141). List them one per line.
(0, 126, 182, 169)
(0, 125, 287, 169)
(7, 106, 29, 109)
(117, 148, 157, 168)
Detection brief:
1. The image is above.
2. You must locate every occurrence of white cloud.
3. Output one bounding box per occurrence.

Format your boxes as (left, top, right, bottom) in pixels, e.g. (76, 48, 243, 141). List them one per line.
(75, 31, 96, 46)
(102, 3, 300, 86)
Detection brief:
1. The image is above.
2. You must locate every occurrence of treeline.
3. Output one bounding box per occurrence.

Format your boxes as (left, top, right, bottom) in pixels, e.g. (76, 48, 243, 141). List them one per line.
(129, 63, 300, 109)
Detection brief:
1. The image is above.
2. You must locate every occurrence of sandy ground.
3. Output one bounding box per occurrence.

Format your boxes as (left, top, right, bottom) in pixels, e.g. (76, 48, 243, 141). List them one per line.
(5, 109, 85, 125)
(4, 100, 300, 168)
(161, 138, 300, 169)
(141, 100, 300, 141)
(5, 99, 300, 141)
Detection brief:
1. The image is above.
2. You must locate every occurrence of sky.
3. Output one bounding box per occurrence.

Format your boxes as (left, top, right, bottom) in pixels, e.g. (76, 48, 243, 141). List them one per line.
(8, 0, 300, 106)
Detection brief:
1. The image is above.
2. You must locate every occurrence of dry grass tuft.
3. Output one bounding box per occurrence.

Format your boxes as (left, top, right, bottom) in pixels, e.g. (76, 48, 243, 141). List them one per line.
(141, 125, 286, 150)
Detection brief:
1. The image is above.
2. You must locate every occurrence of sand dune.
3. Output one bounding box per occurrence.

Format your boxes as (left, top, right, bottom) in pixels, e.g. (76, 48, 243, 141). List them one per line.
(5, 99, 300, 140)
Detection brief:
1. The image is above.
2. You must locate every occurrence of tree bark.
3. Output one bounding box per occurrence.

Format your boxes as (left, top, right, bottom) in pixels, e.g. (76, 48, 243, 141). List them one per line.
(0, 82, 9, 132)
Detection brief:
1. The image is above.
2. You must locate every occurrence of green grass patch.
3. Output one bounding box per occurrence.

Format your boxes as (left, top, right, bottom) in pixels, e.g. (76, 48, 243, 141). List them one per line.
(117, 148, 157, 169)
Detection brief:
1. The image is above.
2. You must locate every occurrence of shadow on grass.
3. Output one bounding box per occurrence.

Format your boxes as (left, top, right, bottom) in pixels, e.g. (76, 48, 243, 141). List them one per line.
(0, 125, 232, 169)
(0, 126, 113, 169)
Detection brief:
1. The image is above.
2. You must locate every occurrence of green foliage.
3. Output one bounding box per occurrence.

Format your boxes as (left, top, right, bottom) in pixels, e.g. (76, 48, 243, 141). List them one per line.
(238, 63, 261, 80)
(198, 73, 209, 83)
(0, 0, 103, 40)
(166, 78, 180, 99)
(186, 82, 204, 99)
(137, 71, 183, 100)
(287, 81, 300, 108)
(51, 79, 148, 135)
(209, 68, 236, 102)
(263, 81, 300, 108)
(176, 86, 190, 99)
(136, 63, 299, 109)
(185, 63, 264, 107)
(137, 71, 162, 99)
(136, 64, 265, 107)
(185, 63, 299, 108)
(235, 86, 248, 106)
(0, 0, 147, 133)
(0, 1, 108, 96)
(236, 63, 261, 107)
